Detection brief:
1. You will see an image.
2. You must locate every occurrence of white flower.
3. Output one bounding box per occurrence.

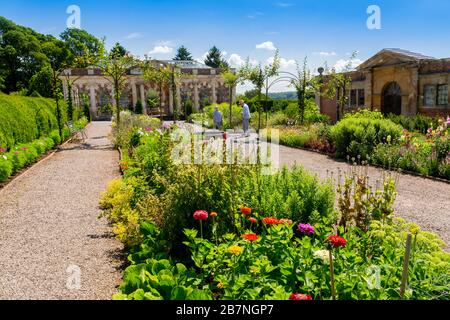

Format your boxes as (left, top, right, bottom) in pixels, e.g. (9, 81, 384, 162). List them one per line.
(2, 155, 7, 160)
(314, 250, 333, 264)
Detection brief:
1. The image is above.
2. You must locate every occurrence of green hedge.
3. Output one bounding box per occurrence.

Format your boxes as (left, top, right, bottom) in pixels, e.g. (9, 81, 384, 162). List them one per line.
(331, 116, 403, 158)
(0, 93, 67, 151)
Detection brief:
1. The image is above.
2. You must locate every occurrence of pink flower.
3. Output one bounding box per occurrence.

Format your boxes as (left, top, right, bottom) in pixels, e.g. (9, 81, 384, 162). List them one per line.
(0, 148, 6, 153)
(193, 210, 208, 221)
(144, 127, 153, 132)
(446, 117, 450, 126)
(298, 223, 315, 235)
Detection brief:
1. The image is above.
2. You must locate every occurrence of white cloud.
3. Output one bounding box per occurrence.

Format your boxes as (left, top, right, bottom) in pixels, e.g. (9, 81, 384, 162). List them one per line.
(256, 41, 277, 51)
(314, 51, 337, 57)
(149, 45, 173, 55)
(333, 58, 363, 72)
(124, 32, 142, 40)
(228, 54, 245, 67)
(267, 56, 296, 69)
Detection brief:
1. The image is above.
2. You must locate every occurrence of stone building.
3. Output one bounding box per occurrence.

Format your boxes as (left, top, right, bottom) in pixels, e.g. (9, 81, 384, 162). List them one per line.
(60, 60, 235, 120)
(317, 49, 450, 122)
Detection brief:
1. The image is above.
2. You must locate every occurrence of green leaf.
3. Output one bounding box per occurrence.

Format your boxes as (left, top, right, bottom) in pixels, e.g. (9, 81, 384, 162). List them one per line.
(171, 286, 188, 300)
(186, 289, 213, 300)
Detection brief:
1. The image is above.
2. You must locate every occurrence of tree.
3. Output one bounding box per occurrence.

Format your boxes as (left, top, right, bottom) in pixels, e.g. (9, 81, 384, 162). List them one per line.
(204, 46, 229, 68)
(110, 42, 127, 59)
(320, 52, 358, 121)
(173, 46, 193, 61)
(60, 28, 105, 67)
(98, 53, 136, 126)
(41, 39, 74, 139)
(221, 70, 244, 129)
(239, 51, 280, 132)
(28, 65, 53, 98)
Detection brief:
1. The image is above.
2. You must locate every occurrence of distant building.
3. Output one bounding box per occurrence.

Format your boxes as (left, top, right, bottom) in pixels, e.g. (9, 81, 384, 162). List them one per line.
(60, 60, 235, 120)
(316, 49, 450, 122)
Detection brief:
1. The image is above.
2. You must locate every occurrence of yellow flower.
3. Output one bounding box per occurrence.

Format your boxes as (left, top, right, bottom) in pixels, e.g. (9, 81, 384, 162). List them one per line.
(410, 225, 421, 235)
(217, 282, 224, 289)
(228, 245, 242, 255)
(211, 212, 218, 218)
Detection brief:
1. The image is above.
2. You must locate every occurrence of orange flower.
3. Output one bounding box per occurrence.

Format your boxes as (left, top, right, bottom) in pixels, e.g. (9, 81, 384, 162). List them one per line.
(240, 207, 252, 215)
(262, 217, 279, 225)
(248, 217, 257, 224)
(211, 212, 218, 218)
(279, 219, 293, 225)
(242, 233, 259, 241)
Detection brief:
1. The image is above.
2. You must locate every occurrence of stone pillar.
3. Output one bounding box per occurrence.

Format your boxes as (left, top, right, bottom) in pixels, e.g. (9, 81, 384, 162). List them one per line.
(62, 82, 69, 100)
(212, 80, 217, 104)
(364, 70, 373, 109)
(193, 81, 199, 111)
(131, 81, 138, 107)
(89, 84, 97, 117)
(140, 84, 146, 112)
(169, 86, 174, 114)
(410, 67, 419, 116)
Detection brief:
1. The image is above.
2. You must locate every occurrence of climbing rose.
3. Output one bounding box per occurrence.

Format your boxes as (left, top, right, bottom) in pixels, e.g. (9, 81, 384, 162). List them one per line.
(298, 223, 315, 235)
(289, 293, 313, 301)
(262, 217, 279, 225)
(327, 235, 347, 248)
(242, 233, 259, 241)
(240, 207, 252, 215)
(193, 210, 208, 221)
(210, 212, 218, 218)
(248, 217, 257, 224)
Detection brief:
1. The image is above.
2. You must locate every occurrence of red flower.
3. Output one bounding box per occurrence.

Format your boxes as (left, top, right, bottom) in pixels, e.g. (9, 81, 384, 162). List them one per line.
(223, 132, 228, 140)
(289, 293, 313, 301)
(248, 217, 257, 224)
(262, 217, 279, 225)
(327, 235, 347, 248)
(193, 210, 208, 221)
(242, 233, 259, 241)
(240, 207, 252, 215)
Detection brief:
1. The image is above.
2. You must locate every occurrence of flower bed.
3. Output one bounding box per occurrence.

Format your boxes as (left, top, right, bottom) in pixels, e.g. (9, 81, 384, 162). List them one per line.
(100, 116, 450, 300)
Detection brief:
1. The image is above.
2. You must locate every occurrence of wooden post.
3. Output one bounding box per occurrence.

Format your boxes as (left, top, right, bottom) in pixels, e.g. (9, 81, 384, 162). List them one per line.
(329, 250, 336, 300)
(400, 234, 413, 299)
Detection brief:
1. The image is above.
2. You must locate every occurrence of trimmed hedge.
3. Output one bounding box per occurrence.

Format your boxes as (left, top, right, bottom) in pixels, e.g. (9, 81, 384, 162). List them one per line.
(0, 93, 67, 151)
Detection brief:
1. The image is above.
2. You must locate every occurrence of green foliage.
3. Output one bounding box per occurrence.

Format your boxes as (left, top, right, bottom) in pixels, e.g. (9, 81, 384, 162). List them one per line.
(28, 65, 53, 98)
(331, 116, 403, 158)
(135, 100, 143, 114)
(387, 114, 440, 134)
(110, 42, 127, 59)
(173, 46, 194, 61)
(204, 46, 229, 68)
(60, 28, 104, 67)
(0, 93, 66, 150)
(184, 100, 193, 117)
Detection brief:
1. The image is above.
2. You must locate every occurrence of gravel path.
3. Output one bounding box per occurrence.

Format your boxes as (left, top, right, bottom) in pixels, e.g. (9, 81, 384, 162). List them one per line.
(276, 144, 450, 249)
(0, 122, 123, 300)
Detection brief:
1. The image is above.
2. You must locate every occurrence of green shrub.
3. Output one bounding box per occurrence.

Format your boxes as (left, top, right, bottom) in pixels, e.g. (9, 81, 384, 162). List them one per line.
(0, 93, 66, 150)
(0, 156, 13, 182)
(331, 117, 403, 158)
(135, 100, 143, 114)
(50, 130, 61, 145)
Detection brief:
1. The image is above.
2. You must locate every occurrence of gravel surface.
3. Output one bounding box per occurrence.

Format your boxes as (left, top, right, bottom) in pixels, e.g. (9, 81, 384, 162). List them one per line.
(0, 122, 123, 300)
(276, 144, 450, 249)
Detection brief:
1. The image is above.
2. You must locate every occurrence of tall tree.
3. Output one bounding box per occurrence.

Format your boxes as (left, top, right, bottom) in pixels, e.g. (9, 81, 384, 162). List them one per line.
(173, 46, 193, 61)
(98, 52, 136, 126)
(110, 42, 127, 59)
(41, 39, 74, 139)
(204, 46, 229, 68)
(60, 28, 105, 67)
(28, 65, 53, 98)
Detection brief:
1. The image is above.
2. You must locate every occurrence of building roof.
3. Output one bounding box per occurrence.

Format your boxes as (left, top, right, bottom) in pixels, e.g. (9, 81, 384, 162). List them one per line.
(159, 60, 212, 69)
(357, 48, 437, 70)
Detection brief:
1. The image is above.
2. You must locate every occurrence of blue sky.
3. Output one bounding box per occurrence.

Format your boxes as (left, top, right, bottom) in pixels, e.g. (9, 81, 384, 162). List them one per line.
(2, 0, 450, 91)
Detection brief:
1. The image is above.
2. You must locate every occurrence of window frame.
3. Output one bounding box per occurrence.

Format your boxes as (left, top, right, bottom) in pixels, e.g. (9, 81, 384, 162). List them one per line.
(437, 84, 448, 106)
(423, 84, 437, 107)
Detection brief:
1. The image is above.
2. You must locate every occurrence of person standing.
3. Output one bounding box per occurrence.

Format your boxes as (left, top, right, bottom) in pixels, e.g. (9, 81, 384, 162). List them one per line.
(239, 100, 251, 137)
(212, 106, 223, 130)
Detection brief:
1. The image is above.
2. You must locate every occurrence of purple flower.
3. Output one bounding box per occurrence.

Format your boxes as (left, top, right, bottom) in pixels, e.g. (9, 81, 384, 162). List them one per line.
(144, 127, 153, 133)
(298, 223, 315, 235)
(446, 117, 450, 126)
